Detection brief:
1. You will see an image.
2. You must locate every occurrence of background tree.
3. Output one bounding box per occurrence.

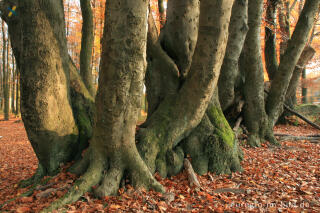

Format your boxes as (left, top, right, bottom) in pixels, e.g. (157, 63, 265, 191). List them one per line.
(79, 0, 95, 96)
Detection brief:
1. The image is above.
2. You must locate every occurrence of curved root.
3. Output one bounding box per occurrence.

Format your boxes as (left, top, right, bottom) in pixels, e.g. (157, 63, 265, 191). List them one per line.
(41, 155, 104, 213)
(19, 164, 45, 188)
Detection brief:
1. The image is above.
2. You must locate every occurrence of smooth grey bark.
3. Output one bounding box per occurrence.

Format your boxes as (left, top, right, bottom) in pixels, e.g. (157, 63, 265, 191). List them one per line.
(241, 0, 267, 147)
(264, 0, 279, 80)
(79, 0, 95, 96)
(161, 0, 200, 79)
(266, 0, 320, 126)
(218, 0, 249, 111)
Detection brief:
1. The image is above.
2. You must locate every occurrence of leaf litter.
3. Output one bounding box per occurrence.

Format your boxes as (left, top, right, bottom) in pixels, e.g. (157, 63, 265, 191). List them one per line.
(0, 116, 319, 212)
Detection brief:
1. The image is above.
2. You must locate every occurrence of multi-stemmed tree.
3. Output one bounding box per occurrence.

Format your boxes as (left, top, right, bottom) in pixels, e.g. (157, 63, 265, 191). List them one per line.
(0, 0, 318, 211)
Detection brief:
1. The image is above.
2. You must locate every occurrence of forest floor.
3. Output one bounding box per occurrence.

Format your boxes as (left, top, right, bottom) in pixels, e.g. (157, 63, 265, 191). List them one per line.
(0, 115, 319, 212)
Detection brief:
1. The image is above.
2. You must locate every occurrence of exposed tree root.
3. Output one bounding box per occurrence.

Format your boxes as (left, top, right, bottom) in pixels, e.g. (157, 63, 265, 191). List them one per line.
(19, 164, 46, 188)
(68, 148, 91, 176)
(42, 146, 165, 212)
(41, 153, 104, 213)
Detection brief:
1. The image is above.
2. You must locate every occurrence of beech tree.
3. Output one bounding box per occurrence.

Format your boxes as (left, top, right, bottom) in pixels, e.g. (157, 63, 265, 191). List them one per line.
(0, 0, 319, 212)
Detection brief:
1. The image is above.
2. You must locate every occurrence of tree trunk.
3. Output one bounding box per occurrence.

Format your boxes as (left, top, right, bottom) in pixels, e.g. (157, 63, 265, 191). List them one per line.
(161, 0, 200, 79)
(218, 0, 249, 111)
(241, 0, 267, 147)
(158, 0, 166, 27)
(2, 21, 9, 120)
(278, 0, 291, 55)
(285, 46, 315, 107)
(1, 0, 88, 178)
(79, 0, 95, 96)
(266, 0, 320, 127)
(138, 0, 235, 176)
(302, 69, 307, 103)
(264, 0, 279, 80)
(15, 69, 20, 116)
(44, 1, 163, 211)
(11, 50, 15, 114)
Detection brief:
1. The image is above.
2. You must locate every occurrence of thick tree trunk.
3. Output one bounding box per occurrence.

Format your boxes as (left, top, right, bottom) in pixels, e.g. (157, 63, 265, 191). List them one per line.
(218, 0, 249, 111)
(44, 1, 163, 211)
(161, 0, 200, 79)
(266, 0, 320, 126)
(183, 90, 242, 175)
(264, 0, 279, 80)
(0, 0, 92, 178)
(138, 0, 234, 176)
(241, 0, 267, 147)
(79, 0, 95, 96)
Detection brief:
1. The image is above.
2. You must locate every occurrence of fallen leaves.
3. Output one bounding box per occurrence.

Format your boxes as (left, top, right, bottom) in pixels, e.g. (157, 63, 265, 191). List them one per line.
(0, 118, 319, 212)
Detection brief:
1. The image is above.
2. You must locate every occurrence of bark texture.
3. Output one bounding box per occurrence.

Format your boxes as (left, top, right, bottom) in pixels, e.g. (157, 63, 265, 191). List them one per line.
(79, 0, 95, 96)
(138, 0, 235, 176)
(218, 0, 248, 111)
(44, 1, 162, 211)
(241, 0, 267, 147)
(1, 0, 93, 178)
(264, 0, 279, 80)
(161, 0, 200, 79)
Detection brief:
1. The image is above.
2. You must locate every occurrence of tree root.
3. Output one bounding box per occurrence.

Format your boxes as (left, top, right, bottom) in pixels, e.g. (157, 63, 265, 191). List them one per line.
(19, 164, 46, 188)
(68, 148, 91, 176)
(247, 134, 261, 147)
(41, 154, 104, 213)
(41, 146, 165, 212)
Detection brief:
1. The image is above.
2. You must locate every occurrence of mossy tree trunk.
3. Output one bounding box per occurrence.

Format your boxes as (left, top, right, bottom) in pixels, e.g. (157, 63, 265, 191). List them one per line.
(44, 0, 164, 211)
(139, 0, 238, 177)
(0, 0, 94, 179)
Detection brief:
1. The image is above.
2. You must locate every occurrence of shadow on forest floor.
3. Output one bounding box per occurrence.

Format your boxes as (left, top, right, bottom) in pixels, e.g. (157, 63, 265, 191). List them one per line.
(0, 115, 319, 212)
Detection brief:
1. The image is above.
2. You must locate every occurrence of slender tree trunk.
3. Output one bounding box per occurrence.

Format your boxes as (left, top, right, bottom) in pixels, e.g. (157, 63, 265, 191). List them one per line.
(11, 53, 15, 114)
(285, 46, 315, 107)
(264, 0, 279, 80)
(219, 0, 249, 111)
(241, 0, 267, 147)
(266, 0, 320, 126)
(158, 0, 166, 27)
(2, 21, 9, 120)
(79, 0, 95, 96)
(278, 0, 291, 55)
(15, 69, 20, 116)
